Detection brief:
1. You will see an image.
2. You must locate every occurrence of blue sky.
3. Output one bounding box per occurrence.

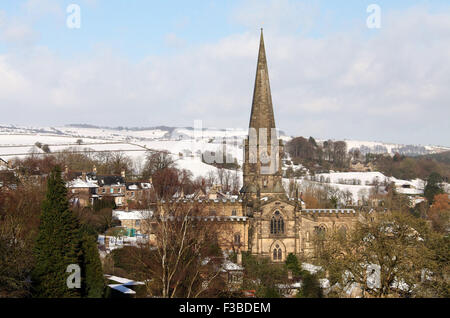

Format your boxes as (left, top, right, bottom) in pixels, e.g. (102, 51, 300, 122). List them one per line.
(1, 0, 450, 146)
(2, 0, 449, 58)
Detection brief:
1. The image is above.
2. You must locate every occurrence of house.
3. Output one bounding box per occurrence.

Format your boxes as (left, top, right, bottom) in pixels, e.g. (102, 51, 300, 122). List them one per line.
(67, 177, 99, 207)
(125, 181, 153, 207)
(201, 252, 244, 292)
(66, 170, 128, 208)
(94, 174, 127, 207)
(350, 161, 371, 172)
(112, 209, 154, 237)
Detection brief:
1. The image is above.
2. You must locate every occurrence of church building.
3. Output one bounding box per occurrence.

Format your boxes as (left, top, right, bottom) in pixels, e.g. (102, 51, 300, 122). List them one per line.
(116, 30, 359, 262)
(238, 29, 358, 261)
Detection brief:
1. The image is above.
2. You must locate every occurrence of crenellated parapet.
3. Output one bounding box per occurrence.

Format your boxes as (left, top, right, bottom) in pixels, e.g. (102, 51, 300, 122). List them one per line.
(301, 209, 358, 218)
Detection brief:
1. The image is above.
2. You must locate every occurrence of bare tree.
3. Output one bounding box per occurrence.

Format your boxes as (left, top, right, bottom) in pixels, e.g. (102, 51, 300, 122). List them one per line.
(316, 211, 441, 298)
(142, 151, 174, 179)
(117, 201, 233, 298)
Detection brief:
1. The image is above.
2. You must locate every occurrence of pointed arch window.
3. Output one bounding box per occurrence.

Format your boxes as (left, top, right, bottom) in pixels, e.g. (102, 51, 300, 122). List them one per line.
(234, 233, 241, 246)
(270, 211, 285, 235)
(314, 225, 327, 240)
(338, 225, 347, 238)
(272, 244, 282, 261)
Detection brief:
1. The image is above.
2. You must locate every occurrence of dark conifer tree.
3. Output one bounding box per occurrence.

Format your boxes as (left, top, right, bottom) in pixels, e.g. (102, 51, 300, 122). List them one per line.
(424, 172, 444, 204)
(80, 232, 105, 298)
(32, 166, 81, 298)
(285, 253, 301, 276)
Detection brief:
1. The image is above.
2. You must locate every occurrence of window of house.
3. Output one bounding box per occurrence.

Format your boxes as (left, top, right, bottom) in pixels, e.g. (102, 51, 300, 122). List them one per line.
(110, 188, 114, 194)
(209, 210, 216, 216)
(102, 188, 106, 193)
(270, 211, 285, 235)
(135, 220, 140, 227)
(232, 209, 237, 216)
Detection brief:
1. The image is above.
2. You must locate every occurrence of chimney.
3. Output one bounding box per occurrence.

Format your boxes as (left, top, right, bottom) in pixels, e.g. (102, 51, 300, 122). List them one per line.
(121, 169, 126, 178)
(81, 172, 86, 181)
(149, 177, 152, 184)
(64, 165, 69, 175)
(93, 165, 97, 174)
(237, 249, 242, 265)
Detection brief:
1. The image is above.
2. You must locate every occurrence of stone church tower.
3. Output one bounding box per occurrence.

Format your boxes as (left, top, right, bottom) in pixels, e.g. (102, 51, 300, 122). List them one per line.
(240, 30, 358, 261)
(241, 29, 285, 203)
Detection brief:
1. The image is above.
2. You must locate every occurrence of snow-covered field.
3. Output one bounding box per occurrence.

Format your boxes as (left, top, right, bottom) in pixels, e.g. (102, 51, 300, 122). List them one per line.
(341, 139, 449, 156)
(302, 171, 425, 202)
(1, 124, 444, 203)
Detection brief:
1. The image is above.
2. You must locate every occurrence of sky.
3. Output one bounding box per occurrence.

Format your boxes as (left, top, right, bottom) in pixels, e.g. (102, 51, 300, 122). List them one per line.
(0, 0, 449, 146)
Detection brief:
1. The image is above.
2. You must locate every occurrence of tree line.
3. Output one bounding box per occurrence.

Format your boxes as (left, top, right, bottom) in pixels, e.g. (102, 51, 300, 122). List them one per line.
(286, 137, 348, 172)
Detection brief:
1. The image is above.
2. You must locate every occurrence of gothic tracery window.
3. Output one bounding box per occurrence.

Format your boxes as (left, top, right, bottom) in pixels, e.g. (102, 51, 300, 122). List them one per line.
(272, 244, 282, 261)
(270, 211, 285, 235)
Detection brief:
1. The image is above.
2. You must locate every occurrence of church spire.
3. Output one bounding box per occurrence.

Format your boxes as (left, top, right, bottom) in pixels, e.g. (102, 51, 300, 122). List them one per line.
(241, 29, 285, 198)
(249, 28, 276, 131)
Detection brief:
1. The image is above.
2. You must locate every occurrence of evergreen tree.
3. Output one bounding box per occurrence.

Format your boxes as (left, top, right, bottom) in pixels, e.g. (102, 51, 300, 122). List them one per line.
(285, 253, 301, 276)
(297, 273, 323, 298)
(32, 166, 82, 298)
(80, 232, 105, 298)
(424, 172, 444, 204)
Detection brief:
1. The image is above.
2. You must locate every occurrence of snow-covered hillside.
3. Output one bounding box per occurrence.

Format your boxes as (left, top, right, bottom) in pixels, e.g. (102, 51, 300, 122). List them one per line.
(1, 124, 446, 204)
(341, 139, 449, 156)
(301, 171, 425, 203)
(1, 124, 448, 157)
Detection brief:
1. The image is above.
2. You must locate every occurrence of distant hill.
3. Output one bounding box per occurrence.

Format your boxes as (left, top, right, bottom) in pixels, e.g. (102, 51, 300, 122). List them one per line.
(67, 124, 177, 133)
(0, 124, 448, 157)
(417, 150, 450, 164)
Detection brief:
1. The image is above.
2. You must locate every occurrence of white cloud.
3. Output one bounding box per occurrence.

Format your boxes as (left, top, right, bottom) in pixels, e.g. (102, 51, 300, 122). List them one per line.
(0, 5, 450, 146)
(0, 22, 38, 45)
(164, 33, 186, 48)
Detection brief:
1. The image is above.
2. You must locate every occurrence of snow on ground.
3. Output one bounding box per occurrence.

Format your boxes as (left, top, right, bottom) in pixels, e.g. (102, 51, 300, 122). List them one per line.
(315, 171, 388, 185)
(0, 126, 434, 203)
(302, 263, 323, 274)
(300, 171, 425, 203)
(342, 139, 450, 155)
(113, 210, 154, 220)
(0, 134, 103, 146)
(173, 156, 244, 182)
